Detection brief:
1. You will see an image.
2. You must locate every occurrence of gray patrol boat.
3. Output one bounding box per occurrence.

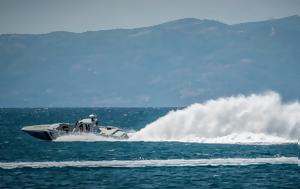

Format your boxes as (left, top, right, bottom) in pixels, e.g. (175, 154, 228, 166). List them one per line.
(22, 114, 129, 141)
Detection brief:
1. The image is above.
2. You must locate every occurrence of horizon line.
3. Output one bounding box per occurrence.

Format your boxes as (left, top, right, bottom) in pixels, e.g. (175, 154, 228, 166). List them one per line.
(1, 14, 299, 36)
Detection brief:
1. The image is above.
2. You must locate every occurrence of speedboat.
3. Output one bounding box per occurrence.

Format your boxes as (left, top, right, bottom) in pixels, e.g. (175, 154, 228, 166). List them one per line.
(21, 114, 129, 141)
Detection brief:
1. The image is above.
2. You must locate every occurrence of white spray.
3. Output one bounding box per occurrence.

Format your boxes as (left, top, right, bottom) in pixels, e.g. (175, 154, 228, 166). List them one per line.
(130, 92, 299, 143)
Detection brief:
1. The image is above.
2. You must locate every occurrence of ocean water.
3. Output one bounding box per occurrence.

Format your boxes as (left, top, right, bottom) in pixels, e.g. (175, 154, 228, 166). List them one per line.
(0, 93, 299, 188)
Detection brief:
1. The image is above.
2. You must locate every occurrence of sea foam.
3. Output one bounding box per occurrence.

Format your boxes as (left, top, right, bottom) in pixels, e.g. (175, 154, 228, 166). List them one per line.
(0, 157, 297, 169)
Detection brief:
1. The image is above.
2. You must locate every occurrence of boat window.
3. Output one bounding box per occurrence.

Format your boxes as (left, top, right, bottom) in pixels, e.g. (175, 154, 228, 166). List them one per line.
(62, 126, 69, 131)
(79, 124, 83, 132)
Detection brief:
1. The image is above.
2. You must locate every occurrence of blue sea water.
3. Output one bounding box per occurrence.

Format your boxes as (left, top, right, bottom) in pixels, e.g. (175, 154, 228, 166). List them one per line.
(0, 108, 299, 189)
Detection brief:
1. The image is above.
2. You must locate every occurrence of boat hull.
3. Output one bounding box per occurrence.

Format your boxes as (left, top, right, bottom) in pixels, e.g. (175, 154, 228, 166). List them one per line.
(23, 130, 53, 140)
(22, 126, 55, 141)
(22, 125, 129, 141)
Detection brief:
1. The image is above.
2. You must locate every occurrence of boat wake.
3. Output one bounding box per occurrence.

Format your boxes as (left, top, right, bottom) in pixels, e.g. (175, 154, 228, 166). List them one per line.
(56, 92, 299, 144)
(0, 157, 297, 169)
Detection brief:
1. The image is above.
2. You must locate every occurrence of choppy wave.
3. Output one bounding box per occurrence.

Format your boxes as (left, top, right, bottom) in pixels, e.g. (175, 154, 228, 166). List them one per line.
(131, 92, 299, 144)
(0, 157, 297, 169)
(55, 92, 299, 144)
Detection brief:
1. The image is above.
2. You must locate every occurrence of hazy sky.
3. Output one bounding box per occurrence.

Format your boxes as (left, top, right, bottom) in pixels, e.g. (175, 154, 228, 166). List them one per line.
(0, 0, 299, 34)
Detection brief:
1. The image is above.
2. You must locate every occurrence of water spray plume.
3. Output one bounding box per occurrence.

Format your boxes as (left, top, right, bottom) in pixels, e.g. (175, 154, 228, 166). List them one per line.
(131, 92, 299, 144)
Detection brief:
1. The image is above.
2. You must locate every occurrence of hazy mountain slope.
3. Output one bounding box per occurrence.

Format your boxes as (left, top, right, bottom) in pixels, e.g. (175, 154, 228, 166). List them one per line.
(0, 16, 299, 107)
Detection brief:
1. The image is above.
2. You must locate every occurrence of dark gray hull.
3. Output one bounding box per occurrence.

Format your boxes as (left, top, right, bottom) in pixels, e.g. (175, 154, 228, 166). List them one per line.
(22, 129, 52, 141)
(21, 124, 63, 141)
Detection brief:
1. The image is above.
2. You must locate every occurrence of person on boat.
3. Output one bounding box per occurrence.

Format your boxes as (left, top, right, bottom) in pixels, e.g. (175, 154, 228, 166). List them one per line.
(89, 114, 98, 126)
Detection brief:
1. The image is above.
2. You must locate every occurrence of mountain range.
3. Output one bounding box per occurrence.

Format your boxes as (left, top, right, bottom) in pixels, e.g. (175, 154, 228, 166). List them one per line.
(0, 15, 299, 107)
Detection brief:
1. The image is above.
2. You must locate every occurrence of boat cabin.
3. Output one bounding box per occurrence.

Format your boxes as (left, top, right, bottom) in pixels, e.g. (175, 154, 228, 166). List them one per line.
(73, 114, 98, 132)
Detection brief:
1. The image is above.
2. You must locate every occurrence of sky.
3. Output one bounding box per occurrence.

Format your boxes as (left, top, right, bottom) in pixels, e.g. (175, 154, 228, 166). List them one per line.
(0, 0, 300, 34)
